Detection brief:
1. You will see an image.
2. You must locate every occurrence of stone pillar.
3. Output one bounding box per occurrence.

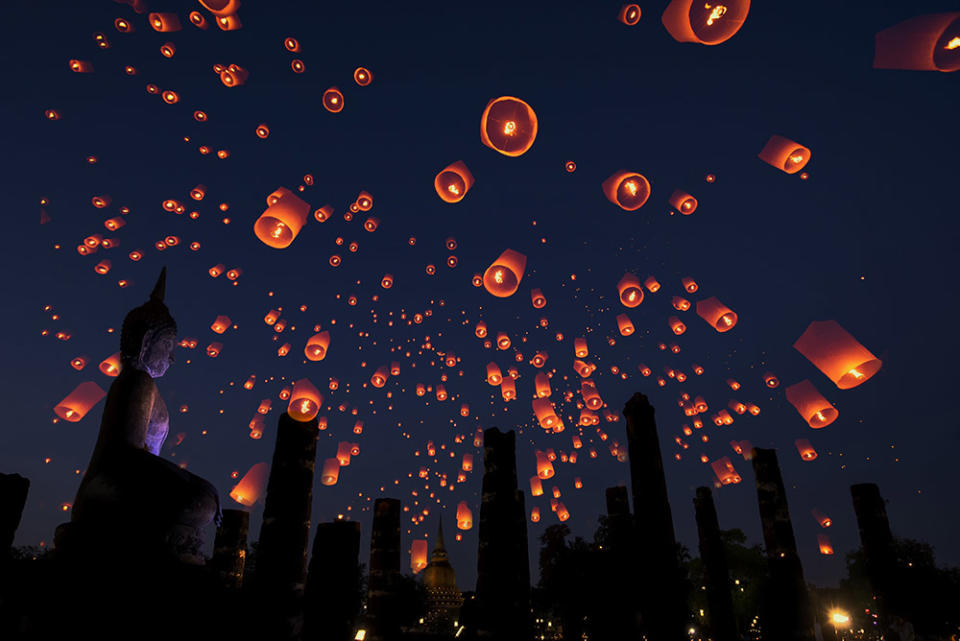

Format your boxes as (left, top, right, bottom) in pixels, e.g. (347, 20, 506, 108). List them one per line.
(251, 411, 319, 639)
(622, 392, 686, 641)
(592, 486, 640, 641)
(751, 448, 814, 641)
(694, 486, 738, 641)
(1, 474, 29, 556)
(367, 497, 401, 641)
(850, 483, 896, 631)
(475, 427, 530, 640)
(304, 519, 362, 641)
(209, 508, 249, 589)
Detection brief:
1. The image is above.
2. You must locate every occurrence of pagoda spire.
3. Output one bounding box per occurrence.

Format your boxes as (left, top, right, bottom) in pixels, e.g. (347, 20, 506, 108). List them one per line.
(431, 517, 448, 562)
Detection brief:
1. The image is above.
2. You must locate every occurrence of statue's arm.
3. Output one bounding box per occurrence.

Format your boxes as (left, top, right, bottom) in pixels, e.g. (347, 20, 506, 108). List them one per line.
(117, 371, 157, 450)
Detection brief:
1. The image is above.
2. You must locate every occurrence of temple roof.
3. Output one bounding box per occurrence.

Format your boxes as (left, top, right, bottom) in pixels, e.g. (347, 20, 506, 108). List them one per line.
(423, 517, 458, 591)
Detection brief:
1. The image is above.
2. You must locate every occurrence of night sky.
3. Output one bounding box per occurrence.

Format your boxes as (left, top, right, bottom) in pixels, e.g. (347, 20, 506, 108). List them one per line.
(6, 0, 960, 591)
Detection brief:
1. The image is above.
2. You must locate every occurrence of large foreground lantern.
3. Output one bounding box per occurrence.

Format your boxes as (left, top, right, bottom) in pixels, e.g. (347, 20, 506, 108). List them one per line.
(288, 378, 322, 421)
(793, 320, 882, 389)
(456, 501, 473, 530)
(696, 296, 737, 332)
(320, 458, 340, 486)
(483, 249, 527, 297)
(662, 0, 751, 45)
(874, 12, 960, 72)
(602, 171, 651, 211)
(758, 135, 811, 174)
(434, 161, 475, 203)
(254, 187, 310, 249)
(229, 462, 268, 506)
(480, 96, 538, 156)
(54, 382, 106, 422)
(785, 379, 838, 429)
(536, 451, 555, 479)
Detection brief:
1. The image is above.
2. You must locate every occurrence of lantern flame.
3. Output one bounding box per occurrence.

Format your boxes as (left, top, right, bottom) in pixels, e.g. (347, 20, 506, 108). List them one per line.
(503, 121, 516, 135)
(705, 4, 727, 26)
(946, 36, 960, 50)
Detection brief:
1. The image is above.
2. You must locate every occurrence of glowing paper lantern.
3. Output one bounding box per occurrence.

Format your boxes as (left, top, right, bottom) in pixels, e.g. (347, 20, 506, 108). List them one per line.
(531, 507, 541, 522)
(711, 457, 741, 485)
(462, 454, 474, 472)
(696, 297, 737, 332)
(480, 96, 538, 157)
(288, 379, 323, 422)
(668, 316, 687, 335)
(370, 366, 389, 388)
(483, 249, 527, 298)
(229, 462, 269, 506)
(54, 382, 106, 422)
(785, 380, 838, 429)
(763, 372, 779, 388)
(795, 439, 818, 461)
(602, 171, 651, 211)
(662, 0, 751, 45)
(500, 378, 516, 402)
(793, 320, 882, 389)
(616, 313, 635, 336)
(812, 508, 832, 528)
(323, 87, 344, 113)
(618, 4, 641, 25)
(534, 372, 551, 398)
(211, 315, 231, 334)
(456, 501, 473, 530)
(617, 273, 644, 307)
(354, 66, 373, 85)
(434, 161, 475, 203)
(148, 12, 181, 32)
(320, 458, 340, 486)
(580, 380, 603, 410)
(221, 64, 249, 87)
(532, 398, 560, 430)
(758, 135, 811, 174)
(873, 12, 960, 73)
(817, 534, 834, 555)
(530, 288, 547, 309)
(530, 476, 544, 497)
(98, 352, 122, 377)
(536, 451, 555, 479)
(254, 187, 310, 249)
(304, 332, 331, 361)
(670, 189, 698, 214)
(556, 503, 570, 522)
(411, 540, 428, 573)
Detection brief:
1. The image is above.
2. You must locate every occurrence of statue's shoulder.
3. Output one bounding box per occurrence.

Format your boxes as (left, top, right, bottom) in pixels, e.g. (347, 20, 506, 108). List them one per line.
(112, 367, 158, 398)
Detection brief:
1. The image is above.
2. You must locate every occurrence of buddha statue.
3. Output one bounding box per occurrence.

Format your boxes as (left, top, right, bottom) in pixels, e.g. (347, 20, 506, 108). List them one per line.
(64, 268, 221, 564)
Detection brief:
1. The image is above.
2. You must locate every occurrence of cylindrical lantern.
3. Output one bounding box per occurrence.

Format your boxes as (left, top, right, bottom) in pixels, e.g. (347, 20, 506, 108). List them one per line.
(785, 379, 838, 428)
(530, 475, 543, 497)
(434, 161, 475, 203)
(480, 96, 538, 156)
(531, 507, 541, 522)
(696, 296, 737, 332)
(336, 441, 352, 467)
(411, 540, 428, 573)
(710, 457, 741, 485)
(758, 135, 811, 174)
(462, 454, 474, 472)
(580, 380, 603, 410)
(288, 378, 322, 421)
(668, 316, 686, 335)
(370, 365, 389, 388)
(534, 372, 551, 398)
(670, 190, 698, 215)
(536, 451, 555, 479)
(617, 273, 644, 307)
(475, 321, 488, 338)
(456, 501, 473, 530)
(795, 438, 818, 461)
(602, 171, 651, 211)
(254, 187, 310, 249)
(320, 458, 340, 486)
(763, 372, 779, 388)
(661, 0, 751, 45)
(483, 249, 527, 297)
(98, 352, 122, 377)
(793, 320, 882, 389)
(616, 313, 635, 335)
(54, 382, 106, 422)
(618, 4, 641, 25)
(305, 331, 331, 361)
(229, 462, 268, 506)
(530, 288, 547, 309)
(211, 315, 231, 334)
(811, 508, 832, 528)
(532, 398, 560, 430)
(873, 12, 960, 73)
(556, 502, 570, 522)
(817, 534, 834, 555)
(500, 377, 516, 401)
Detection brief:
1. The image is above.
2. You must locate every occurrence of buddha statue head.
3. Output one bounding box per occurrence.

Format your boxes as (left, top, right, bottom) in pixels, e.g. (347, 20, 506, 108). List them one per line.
(121, 267, 177, 378)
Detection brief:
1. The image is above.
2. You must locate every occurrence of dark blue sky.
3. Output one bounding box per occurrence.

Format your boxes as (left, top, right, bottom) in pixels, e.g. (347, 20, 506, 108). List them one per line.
(5, 0, 960, 590)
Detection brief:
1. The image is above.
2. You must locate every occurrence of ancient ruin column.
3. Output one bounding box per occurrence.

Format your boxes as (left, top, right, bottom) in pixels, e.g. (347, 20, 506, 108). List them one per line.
(209, 508, 249, 590)
(303, 519, 362, 641)
(0, 473, 29, 556)
(694, 486, 738, 641)
(592, 486, 639, 641)
(752, 448, 814, 641)
(475, 427, 530, 640)
(250, 411, 319, 639)
(367, 497, 401, 641)
(850, 483, 896, 631)
(622, 392, 686, 641)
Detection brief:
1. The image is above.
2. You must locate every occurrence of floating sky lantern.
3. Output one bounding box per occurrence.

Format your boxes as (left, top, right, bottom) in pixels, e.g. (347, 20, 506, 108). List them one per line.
(534, 372, 551, 398)
(98, 352, 122, 377)
(758, 135, 811, 174)
(411, 540, 428, 573)
(795, 438, 818, 461)
(617, 273, 644, 307)
(817, 534, 834, 555)
(711, 456, 741, 485)
(229, 462, 268, 506)
(288, 379, 322, 421)
(793, 320, 882, 389)
(54, 382, 106, 422)
(323, 87, 344, 113)
(483, 249, 527, 298)
(662, 0, 751, 45)
(320, 458, 340, 486)
(69, 59, 94, 73)
(670, 190, 698, 215)
(457, 501, 473, 530)
(536, 451, 555, 479)
(211, 315, 231, 334)
(668, 316, 687, 335)
(812, 508, 832, 528)
(370, 366, 389, 388)
(354, 66, 373, 85)
(874, 12, 960, 72)
(188, 11, 208, 29)
(480, 96, 538, 156)
(304, 331, 331, 361)
(616, 313, 635, 336)
(148, 12, 181, 32)
(618, 4, 642, 25)
(785, 380, 838, 429)
(531, 507, 541, 522)
(696, 296, 737, 332)
(530, 288, 547, 309)
(434, 161, 474, 203)
(254, 187, 310, 249)
(602, 171, 651, 211)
